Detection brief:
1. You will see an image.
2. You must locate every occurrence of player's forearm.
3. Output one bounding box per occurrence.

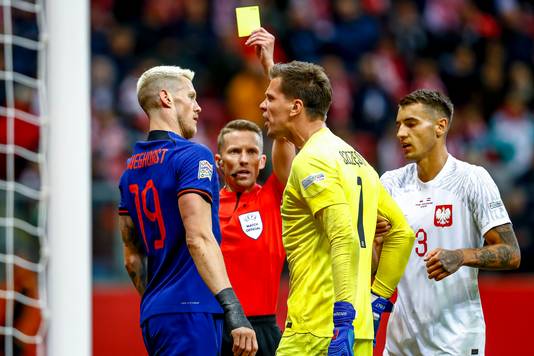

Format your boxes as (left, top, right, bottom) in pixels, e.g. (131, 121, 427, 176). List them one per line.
(179, 194, 232, 294)
(272, 138, 295, 185)
(462, 223, 520, 270)
(373, 189, 415, 297)
(330, 233, 356, 302)
(124, 253, 147, 296)
(460, 245, 521, 270)
(188, 236, 255, 346)
(120, 216, 147, 296)
(372, 224, 414, 298)
(262, 58, 275, 76)
(186, 231, 232, 294)
(318, 204, 357, 302)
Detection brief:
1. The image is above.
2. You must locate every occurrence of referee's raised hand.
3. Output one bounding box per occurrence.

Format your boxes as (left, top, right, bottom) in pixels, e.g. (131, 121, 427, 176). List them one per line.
(245, 27, 275, 75)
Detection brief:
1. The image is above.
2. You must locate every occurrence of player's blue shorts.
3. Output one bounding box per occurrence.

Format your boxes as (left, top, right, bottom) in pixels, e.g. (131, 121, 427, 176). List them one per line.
(141, 312, 223, 356)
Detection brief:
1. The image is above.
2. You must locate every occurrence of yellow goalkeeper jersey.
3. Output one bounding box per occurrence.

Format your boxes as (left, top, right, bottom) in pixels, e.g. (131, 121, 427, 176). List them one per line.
(281, 127, 413, 340)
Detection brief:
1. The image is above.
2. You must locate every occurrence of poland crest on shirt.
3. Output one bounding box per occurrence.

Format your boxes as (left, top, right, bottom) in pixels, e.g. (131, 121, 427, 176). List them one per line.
(434, 204, 452, 227)
(238, 211, 263, 240)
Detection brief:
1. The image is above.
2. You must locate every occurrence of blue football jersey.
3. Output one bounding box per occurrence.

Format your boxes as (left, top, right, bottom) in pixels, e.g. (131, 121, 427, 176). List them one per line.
(118, 130, 223, 323)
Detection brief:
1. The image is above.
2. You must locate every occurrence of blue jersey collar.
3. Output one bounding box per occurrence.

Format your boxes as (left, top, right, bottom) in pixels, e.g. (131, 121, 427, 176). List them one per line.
(147, 130, 174, 141)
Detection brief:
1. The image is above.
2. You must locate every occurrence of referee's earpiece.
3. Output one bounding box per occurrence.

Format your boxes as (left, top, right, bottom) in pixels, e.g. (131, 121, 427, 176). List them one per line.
(217, 159, 223, 168)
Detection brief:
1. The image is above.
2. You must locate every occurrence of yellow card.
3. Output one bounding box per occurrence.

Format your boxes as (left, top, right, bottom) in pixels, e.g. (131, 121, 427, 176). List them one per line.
(235, 6, 261, 37)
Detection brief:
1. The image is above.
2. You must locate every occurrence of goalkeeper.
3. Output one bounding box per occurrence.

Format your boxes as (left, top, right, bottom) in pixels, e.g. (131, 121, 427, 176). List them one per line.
(258, 60, 414, 356)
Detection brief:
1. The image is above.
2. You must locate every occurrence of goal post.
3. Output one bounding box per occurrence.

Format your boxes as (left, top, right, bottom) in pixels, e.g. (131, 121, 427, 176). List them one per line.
(47, 0, 91, 355)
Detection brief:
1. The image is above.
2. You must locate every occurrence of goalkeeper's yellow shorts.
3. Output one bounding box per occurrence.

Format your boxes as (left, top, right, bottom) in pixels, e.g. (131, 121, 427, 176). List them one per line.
(276, 331, 372, 356)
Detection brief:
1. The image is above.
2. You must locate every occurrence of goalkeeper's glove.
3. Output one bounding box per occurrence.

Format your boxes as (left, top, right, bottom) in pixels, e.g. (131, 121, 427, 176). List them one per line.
(371, 292, 393, 346)
(327, 301, 356, 356)
(215, 288, 253, 331)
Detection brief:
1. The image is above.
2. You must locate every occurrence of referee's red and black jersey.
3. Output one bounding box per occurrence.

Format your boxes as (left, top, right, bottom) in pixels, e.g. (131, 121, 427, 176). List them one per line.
(219, 174, 286, 317)
(118, 130, 223, 324)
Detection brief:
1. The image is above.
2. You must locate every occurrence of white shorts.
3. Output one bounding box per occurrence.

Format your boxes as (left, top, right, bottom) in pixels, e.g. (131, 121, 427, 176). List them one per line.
(384, 309, 485, 356)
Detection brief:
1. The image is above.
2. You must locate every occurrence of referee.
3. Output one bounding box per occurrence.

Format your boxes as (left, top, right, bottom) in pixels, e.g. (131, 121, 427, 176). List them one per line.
(217, 120, 294, 356)
(216, 29, 295, 356)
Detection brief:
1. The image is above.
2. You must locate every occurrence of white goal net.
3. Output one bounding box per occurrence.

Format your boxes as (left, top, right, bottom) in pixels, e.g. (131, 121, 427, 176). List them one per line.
(0, 0, 48, 355)
(0, 0, 91, 355)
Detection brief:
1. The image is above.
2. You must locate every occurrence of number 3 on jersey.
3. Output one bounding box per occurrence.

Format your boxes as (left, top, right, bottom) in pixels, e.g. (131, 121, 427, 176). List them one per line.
(129, 180, 166, 251)
(415, 228, 427, 257)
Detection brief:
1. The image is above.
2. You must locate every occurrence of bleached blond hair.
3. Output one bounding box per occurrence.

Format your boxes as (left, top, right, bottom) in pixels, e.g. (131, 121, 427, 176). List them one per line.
(136, 65, 195, 113)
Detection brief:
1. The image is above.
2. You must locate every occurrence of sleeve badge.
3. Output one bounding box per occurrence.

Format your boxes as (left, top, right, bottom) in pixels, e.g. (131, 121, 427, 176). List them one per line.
(198, 160, 213, 181)
(301, 172, 325, 190)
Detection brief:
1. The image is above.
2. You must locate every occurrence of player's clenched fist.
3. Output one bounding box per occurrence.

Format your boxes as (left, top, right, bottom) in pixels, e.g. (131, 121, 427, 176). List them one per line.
(231, 327, 258, 356)
(216, 288, 258, 356)
(424, 248, 464, 281)
(327, 301, 356, 356)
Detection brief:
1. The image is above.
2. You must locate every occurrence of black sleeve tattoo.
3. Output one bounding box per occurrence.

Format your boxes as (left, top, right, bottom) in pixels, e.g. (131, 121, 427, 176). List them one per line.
(473, 224, 520, 270)
(120, 218, 148, 295)
(127, 258, 147, 295)
(441, 250, 464, 273)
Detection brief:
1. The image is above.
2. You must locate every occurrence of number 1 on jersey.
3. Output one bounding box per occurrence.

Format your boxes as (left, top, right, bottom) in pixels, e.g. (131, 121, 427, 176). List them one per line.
(356, 177, 366, 248)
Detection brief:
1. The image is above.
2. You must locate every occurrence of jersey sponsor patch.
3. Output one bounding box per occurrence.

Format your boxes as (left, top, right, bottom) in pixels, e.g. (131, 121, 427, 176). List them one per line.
(197, 160, 213, 180)
(301, 172, 325, 190)
(434, 204, 453, 227)
(415, 197, 433, 208)
(238, 211, 263, 240)
(489, 200, 503, 210)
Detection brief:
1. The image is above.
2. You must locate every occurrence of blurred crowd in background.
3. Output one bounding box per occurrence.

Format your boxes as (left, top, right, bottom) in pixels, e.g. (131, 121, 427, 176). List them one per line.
(7, 0, 533, 281)
(87, 0, 534, 278)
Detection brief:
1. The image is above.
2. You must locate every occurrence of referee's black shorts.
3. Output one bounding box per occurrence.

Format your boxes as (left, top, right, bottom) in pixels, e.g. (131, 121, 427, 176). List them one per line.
(221, 315, 282, 356)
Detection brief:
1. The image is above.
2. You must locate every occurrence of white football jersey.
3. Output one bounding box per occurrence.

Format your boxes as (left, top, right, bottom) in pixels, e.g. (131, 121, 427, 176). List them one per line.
(381, 155, 510, 356)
